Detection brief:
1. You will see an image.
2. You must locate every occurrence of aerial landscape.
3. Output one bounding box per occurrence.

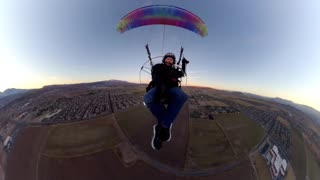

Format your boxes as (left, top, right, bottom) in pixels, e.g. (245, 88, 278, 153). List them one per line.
(1, 0, 320, 180)
(0, 80, 320, 180)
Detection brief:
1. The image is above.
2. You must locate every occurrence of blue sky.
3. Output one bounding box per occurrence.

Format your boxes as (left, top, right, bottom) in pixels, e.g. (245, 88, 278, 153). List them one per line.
(0, 0, 319, 111)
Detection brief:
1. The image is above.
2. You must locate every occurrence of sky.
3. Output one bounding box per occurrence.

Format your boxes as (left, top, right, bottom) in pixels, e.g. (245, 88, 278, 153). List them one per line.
(0, 0, 319, 111)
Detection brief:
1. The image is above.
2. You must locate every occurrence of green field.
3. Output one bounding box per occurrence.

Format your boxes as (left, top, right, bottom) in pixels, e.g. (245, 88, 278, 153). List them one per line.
(253, 153, 272, 180)
(42, 115, 121, 157)
(306, 146, 320, 180)
(285, 164, 296, 180)
(115, 105, 152, 138)
(215, 113, 266, 158)
(290, 128, 306, 180)
(186, 119, 236, 169)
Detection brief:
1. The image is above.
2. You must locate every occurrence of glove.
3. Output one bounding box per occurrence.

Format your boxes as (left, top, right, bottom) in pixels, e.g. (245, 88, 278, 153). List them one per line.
(182, 57, 189, 64)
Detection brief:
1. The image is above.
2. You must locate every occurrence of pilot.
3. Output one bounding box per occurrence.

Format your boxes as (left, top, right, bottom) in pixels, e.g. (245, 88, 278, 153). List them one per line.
(144, 52, 188, 150)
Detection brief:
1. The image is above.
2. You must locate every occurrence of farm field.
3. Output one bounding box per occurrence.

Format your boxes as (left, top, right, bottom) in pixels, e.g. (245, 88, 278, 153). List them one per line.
(306, 146, 320, 180)
(285, 164, 296, 180)
(252, 152, 272, 180)
(115, 105, 152, 138)
(186, 118, 236, 169)
(215, 113, 266, 158)
(43, 115, 121, 157)
(290, 128, 306, 180)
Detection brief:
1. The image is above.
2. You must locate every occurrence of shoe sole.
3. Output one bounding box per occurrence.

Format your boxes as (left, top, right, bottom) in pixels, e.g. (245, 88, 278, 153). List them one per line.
(165, 124, 173, 142)
(151, 124, 157, 150)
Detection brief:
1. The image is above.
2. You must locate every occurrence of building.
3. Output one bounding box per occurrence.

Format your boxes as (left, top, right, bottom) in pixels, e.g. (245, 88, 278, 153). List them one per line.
(264, 145, 288, 179)
(280, 160, 287, 176)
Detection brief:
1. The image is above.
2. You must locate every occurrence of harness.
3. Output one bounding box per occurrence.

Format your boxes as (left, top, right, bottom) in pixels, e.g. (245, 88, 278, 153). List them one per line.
(144, 45, 189, 104)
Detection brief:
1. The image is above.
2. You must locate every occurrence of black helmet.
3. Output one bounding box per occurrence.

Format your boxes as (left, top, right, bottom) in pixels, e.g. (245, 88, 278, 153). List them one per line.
(162, 52, 176, 64)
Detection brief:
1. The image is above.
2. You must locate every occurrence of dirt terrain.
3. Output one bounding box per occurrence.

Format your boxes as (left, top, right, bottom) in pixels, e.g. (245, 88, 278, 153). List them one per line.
(3, 83, 314, 179)
(5, 104, 253, 180)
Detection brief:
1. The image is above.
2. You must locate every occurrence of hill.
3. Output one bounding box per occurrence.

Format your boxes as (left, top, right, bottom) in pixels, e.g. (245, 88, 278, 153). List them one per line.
(0, 89, 29, 109)
(272, 97, 320, 125)
(0, 88, 29, 99)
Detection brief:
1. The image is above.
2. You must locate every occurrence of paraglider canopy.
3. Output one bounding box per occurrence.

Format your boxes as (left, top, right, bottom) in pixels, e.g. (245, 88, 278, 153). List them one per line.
(117, 5, 208, 37)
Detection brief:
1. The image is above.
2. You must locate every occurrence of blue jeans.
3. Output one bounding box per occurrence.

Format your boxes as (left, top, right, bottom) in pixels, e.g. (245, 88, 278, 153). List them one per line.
(144, 87, 188, 128)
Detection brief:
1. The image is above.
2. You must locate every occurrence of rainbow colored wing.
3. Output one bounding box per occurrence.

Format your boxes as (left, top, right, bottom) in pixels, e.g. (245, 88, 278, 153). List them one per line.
(117, 5, 208, 37)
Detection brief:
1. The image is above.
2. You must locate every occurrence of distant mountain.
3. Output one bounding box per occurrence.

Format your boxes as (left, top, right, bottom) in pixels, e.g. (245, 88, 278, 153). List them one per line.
(0, 79, 137, 112)
(85, 80, 136, 87)
(0, 93, 28, 109)
(43, 79, 136, 89)
(232, 91, 270, 101)
(295, 104, 320, 123)
(272, 97, 295, 106)
(0, 88, 29, 99)
(272, 97, 320, 125)
(0, 88, 30, 109)
(231, 91, 320, 125)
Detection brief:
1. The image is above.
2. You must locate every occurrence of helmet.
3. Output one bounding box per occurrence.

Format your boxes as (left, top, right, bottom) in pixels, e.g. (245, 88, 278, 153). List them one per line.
(162, 52, 176, 64)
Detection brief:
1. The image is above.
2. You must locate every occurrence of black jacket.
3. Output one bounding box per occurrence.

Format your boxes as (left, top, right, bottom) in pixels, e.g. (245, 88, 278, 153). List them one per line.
(151, 63, 184, 89)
